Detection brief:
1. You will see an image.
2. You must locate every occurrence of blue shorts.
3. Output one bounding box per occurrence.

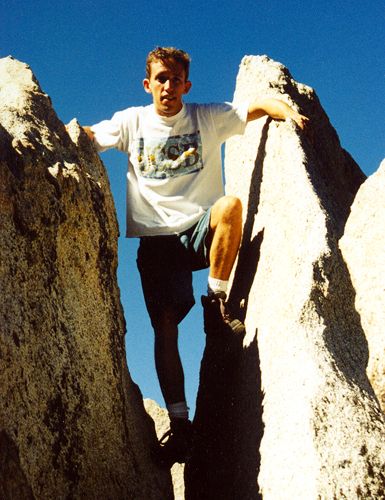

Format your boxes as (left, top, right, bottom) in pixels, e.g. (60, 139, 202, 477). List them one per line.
(137, 209, 211, 328)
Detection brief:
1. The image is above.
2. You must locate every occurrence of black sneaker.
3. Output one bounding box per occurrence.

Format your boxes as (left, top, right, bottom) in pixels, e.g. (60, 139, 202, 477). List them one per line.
(153, 418, 193, 468)
(201, 291, 245, 336)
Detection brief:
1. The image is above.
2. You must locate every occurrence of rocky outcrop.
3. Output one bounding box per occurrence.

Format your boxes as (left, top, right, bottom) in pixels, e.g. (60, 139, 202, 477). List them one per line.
(0, 57, 172, 499)
(340, 159, 385, 412)
(3, 54, 385, 500)
(186, 56, 385, 499)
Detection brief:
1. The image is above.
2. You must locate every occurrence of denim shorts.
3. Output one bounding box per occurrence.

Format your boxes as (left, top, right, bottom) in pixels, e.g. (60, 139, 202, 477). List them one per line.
(137, 209, 211, 328)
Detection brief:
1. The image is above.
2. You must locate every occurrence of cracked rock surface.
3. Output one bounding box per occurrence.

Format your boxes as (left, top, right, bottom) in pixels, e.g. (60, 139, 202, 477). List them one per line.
(340, 159, 385, 413)
(2, 54, 385, 500)
(186, 56, 385, 500)
(0, 56, 171, 499)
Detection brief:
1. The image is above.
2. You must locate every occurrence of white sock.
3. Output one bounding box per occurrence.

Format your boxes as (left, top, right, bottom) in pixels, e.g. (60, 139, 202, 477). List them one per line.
(208, 276, 228, 295)
(167, 401, 189, 420)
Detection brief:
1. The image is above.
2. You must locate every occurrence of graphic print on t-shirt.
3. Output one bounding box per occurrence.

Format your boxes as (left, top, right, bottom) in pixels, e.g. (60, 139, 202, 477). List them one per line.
(134, 131, 203, 179)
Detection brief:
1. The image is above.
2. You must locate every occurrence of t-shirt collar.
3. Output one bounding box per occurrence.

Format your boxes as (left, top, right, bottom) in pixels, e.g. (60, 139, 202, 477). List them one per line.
(150, 103, 186, 124)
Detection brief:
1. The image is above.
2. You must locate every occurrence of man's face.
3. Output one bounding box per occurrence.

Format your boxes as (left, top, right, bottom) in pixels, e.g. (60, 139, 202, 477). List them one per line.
(143, 59, 191, 117)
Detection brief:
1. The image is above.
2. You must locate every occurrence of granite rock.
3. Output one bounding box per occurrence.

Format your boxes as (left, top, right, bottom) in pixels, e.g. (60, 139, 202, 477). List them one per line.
(144, 399, 185, 500)
(340, 159, 385, 412)
(0, 56, 171, 499)
(3, 53, 385, 500)
(186, 56, 385, 499)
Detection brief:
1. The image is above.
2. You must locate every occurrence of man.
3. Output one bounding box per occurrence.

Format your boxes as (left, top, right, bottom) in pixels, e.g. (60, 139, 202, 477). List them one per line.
(83, 47, 308, 467)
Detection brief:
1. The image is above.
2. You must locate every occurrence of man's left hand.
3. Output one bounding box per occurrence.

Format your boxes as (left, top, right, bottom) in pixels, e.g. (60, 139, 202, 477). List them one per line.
(289, 111, 310, 131)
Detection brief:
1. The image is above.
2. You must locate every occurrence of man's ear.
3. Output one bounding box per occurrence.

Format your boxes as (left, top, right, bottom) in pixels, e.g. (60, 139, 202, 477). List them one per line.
(183, 81, 192, 95)
(143, 78, 152, 94)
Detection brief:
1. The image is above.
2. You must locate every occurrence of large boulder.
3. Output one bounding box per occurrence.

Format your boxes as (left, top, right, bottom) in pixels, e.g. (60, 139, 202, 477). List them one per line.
(0, 57, 172, 499)
(340, 159, 385, 412)
(186, 56, 385, 499)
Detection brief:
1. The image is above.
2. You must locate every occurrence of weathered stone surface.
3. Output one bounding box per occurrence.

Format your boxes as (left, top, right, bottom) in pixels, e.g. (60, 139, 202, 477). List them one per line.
(0, 57, 172, 499)
(340, 159, 385, 412)
(144, 399, 185, 500)
(186, 56, 385, 499)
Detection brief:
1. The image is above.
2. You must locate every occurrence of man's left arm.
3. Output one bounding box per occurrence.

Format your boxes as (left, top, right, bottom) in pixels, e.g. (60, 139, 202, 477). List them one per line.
(247, 98, 309, 130)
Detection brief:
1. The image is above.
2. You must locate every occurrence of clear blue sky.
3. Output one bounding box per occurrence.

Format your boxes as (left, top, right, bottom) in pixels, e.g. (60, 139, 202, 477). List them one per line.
(2, 0, 384, 415)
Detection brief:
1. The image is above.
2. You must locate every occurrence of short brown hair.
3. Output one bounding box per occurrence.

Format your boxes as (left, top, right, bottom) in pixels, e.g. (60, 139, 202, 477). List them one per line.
(146, 47, 191, 79)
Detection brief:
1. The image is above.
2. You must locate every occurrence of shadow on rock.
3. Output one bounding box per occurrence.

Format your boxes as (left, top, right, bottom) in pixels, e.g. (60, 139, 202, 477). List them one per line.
(184, 122, 270, 500)
(185, 323, 263, 500)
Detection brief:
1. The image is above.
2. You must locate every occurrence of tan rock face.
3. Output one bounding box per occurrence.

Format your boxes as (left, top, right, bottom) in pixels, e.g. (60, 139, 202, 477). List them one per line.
(0, 57, 171, 499)
(340, 159, 385, 412)
(3, 54, 384, 500)
(144, 399, 185, 500)
(186, 56, 385, 499)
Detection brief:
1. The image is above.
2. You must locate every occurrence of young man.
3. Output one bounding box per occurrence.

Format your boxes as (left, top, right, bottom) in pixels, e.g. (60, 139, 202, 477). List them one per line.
(83, 47, 308, 467)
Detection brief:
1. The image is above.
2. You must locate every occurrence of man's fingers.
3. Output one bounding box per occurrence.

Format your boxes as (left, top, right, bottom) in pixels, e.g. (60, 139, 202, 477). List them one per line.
(294, 114, 309, 130)
(298, 116, 315, 144)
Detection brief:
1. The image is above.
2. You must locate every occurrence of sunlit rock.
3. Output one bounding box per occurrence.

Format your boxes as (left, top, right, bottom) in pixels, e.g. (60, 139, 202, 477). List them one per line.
(0, 56, 171, 499)
(186, 55, 385, 499)
(340, 159, 385, 412)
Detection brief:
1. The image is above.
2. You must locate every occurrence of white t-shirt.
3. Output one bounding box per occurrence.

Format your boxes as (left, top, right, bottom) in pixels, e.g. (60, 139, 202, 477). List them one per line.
(91, 102, 248, 237)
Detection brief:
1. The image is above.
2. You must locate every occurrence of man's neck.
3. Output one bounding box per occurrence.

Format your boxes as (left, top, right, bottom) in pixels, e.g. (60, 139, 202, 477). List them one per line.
(154, 102, 184, 117)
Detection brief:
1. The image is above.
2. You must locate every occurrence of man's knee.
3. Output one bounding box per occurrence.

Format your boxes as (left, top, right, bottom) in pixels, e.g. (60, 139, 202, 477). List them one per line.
(211, 195, 242, 226)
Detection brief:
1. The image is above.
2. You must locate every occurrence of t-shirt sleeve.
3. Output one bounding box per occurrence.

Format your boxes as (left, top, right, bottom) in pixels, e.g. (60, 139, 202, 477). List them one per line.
(90, 110, 129, 153)
(209, 101, 249, 143)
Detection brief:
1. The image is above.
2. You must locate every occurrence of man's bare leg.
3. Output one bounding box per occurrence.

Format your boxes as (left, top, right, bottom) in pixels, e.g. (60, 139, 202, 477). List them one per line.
(154, 309, 186, 405)
(153, 309, 192, 467)
(207, 195, 243, 282)
(154, 196, 243, 399)
(202, 195, 245, 335)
